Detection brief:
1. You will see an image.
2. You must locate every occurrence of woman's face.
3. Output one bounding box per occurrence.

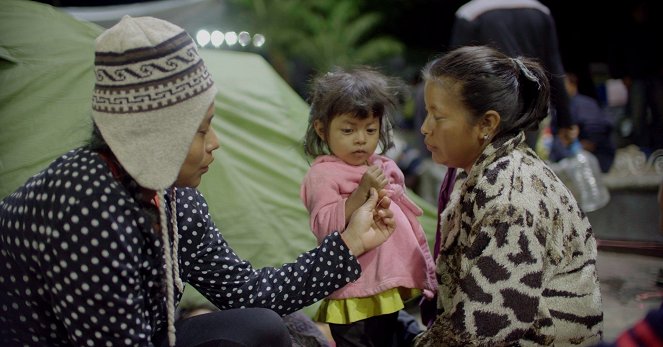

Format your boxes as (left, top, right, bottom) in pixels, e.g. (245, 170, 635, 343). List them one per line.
(315, 113, 380, 166)
(175, 103, 219, 187)
(421, 79, 484, 172)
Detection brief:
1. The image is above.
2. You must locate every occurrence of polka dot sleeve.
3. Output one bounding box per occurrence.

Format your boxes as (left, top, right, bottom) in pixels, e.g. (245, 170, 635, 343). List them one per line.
(175, 188, 362, 315)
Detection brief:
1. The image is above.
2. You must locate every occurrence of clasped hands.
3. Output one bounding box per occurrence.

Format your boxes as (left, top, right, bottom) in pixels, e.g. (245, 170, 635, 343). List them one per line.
(341, 188, 395, 257)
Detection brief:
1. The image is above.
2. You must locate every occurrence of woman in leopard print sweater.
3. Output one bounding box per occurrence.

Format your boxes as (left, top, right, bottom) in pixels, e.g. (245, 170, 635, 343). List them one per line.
(415, 46, 603, 346)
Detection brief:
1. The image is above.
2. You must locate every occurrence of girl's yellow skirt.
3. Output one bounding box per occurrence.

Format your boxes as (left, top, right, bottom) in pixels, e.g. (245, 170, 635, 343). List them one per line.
(314, 288, 420, 324)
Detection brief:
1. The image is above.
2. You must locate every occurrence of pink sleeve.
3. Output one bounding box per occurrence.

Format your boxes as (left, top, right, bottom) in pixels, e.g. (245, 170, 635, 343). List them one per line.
(380, 157, 423, 216)
(300, 166, 348, 244)
(380, 156, 435, 296)
(379, 156, 406, 187)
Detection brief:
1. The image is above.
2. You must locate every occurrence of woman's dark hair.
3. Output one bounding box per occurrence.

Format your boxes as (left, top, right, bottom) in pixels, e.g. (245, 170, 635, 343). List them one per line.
(422, 45, 551, 137)
(86, 123, 129, 182)
(303, 66, 403, 157)
(86, 123, 152, 215)
(86, 123, 110, 151)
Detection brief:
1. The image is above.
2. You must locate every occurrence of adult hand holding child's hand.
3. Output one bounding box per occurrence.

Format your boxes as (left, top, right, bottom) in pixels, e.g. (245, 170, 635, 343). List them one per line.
(342, 188, 394, 256)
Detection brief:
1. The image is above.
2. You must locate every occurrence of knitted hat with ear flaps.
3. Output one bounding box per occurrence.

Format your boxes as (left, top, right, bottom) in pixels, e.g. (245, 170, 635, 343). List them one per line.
(92, 16, 215, 347)
(92, 15, 216, 190)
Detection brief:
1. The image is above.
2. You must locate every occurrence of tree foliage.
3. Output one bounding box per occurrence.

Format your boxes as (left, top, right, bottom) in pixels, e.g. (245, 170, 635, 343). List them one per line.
(224, 0, 404, 81)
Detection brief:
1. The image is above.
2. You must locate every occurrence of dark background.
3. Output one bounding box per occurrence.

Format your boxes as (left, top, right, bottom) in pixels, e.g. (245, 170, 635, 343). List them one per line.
(357, 0, 662, 98)
(36, 0, 662, 98)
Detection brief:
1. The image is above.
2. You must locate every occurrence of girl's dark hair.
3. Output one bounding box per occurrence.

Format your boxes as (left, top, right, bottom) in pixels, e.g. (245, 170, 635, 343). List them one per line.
(303, 66, 402, 157)
(422, 45, 551, 137)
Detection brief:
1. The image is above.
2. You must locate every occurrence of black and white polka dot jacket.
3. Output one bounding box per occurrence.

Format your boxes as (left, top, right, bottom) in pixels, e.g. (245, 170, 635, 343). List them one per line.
(0, 148, 361, 346)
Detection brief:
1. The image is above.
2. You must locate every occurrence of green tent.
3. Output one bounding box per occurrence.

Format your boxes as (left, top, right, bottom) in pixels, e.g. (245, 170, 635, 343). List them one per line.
(0, 0, 438, 313)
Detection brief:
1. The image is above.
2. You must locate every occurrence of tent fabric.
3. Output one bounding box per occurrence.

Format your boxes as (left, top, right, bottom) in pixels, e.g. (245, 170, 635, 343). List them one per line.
(0, 1, 102, 198)
(0, 0, 439, 313)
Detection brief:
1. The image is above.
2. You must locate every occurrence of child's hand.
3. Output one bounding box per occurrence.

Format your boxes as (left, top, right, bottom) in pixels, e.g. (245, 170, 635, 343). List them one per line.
(359, 165, 387, 197)
(342, 188, 395, 256)
(345, 165, 388, 225)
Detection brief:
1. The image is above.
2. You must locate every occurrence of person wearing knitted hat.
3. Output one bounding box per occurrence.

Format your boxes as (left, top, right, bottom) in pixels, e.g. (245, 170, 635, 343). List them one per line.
(0, 16, 396, 347)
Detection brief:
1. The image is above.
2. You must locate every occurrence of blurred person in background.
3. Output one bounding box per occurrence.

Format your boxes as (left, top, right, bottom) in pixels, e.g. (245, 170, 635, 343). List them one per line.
(610, 0, 663, 156)
(448, 0, 578, 150)
(549, 72, 615, 173)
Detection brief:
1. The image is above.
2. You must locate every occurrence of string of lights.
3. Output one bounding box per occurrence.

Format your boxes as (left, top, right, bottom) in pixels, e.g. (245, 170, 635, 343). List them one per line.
(195, 29, 265, 48)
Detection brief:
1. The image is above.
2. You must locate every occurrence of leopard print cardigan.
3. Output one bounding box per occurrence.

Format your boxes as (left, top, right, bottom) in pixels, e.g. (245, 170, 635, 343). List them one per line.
(415, 132, 603, 346)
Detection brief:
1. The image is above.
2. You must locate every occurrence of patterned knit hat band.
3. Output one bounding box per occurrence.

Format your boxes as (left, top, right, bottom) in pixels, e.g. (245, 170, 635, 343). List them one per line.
(92, 31, 214, 114)
(92, 15, 216, 190)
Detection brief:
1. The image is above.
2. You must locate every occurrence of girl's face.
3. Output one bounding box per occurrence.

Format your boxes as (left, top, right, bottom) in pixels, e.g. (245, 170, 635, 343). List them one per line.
(315, 113, 380, 166)
(175, 103, 219, 187)
(421, 80, 484, 172)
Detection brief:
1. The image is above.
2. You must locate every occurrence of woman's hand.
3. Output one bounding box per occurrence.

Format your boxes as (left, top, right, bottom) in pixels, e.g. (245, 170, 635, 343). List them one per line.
(341, 188, 395, 256)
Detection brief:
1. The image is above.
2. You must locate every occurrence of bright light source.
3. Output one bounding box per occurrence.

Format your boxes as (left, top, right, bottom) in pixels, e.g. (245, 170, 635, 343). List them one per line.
(210, 30, 224, 47)
(238, 31, 251, 47)
(252, 33, 265, 47)
(196, 30, 211, 47)
(225, 31, 238, 46)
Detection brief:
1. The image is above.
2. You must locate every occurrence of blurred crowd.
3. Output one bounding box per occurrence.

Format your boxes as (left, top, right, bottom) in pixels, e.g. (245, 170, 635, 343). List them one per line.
(388, 71, 660, 205)
(385, 0, 662, 205)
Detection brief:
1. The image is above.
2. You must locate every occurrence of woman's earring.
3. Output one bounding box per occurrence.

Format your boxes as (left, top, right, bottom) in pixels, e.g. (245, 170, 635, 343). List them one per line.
(483, 134, 489, 140)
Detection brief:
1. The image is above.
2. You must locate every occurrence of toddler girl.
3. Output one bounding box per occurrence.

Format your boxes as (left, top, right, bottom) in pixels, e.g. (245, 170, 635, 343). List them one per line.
(301, 67, 437, 346)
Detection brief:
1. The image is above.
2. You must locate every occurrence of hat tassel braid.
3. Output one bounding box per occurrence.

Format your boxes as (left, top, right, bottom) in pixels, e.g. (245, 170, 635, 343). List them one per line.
(158, 188, 184, 347)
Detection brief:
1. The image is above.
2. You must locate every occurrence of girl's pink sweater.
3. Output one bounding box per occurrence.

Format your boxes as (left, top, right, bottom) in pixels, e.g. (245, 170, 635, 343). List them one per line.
(300, 154, 437, 300)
